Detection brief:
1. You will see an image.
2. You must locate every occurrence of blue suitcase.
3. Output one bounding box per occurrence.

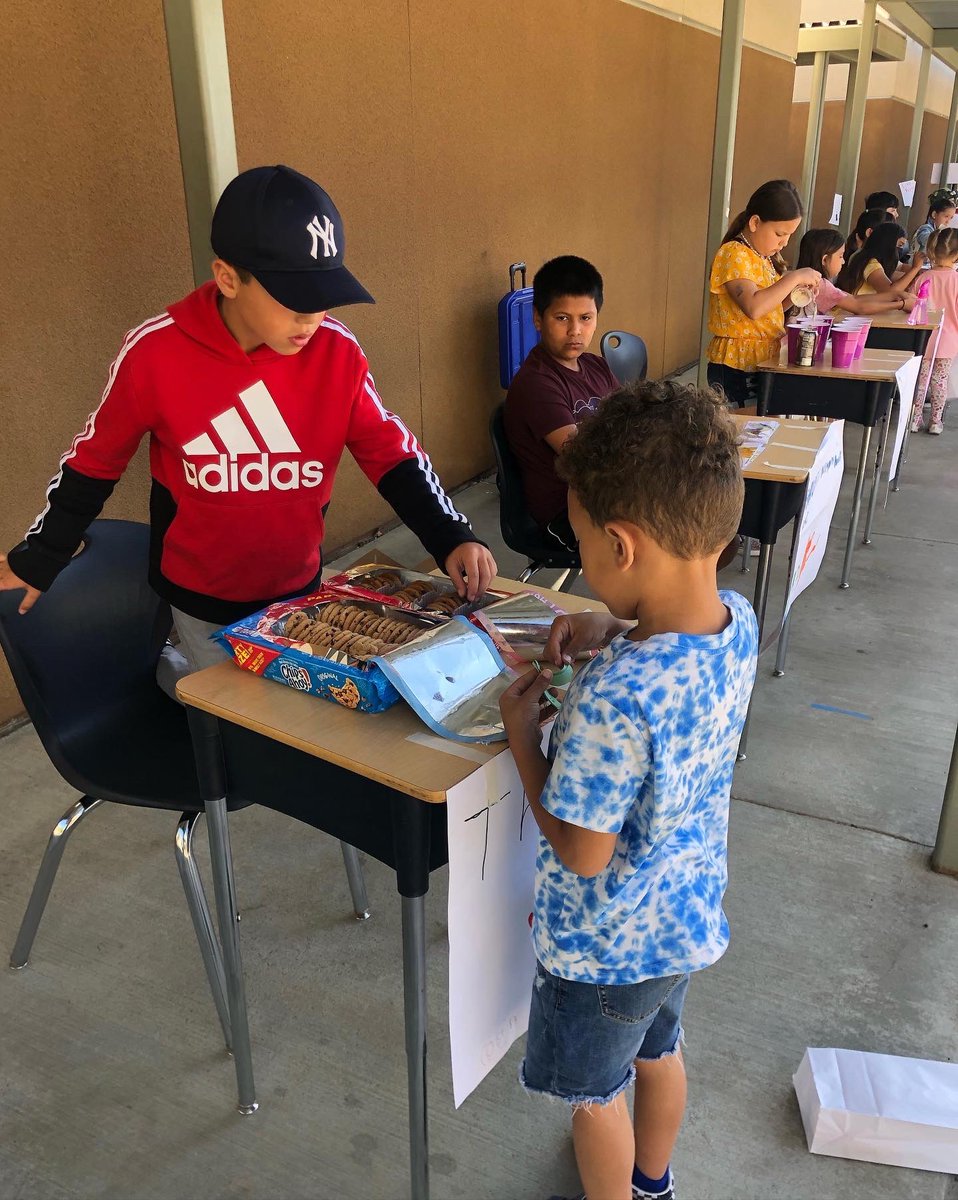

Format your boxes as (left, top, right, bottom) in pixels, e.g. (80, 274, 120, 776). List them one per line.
(497, 262, 539, 389)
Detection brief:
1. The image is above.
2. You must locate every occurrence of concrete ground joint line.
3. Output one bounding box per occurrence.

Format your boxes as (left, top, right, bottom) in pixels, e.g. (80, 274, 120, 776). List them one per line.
(730, 792, 936, 851)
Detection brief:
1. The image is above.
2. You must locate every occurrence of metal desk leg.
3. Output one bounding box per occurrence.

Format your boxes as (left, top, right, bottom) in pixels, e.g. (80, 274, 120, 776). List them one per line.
(206, 797, 258, 1114)
(839, 424, 874, 589)
(773, 612, 793, 677)
(740, 537, 750, 573)
(402, 895, 429, 1200)
(738, 541, 774, 760)
(862, 410, 890, 545)
(751, 542, 774, 642)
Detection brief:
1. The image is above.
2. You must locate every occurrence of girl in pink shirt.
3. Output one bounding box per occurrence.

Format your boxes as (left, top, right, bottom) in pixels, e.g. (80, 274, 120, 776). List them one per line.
(792, 229, 916, 319)
(912, 229, 958, 434)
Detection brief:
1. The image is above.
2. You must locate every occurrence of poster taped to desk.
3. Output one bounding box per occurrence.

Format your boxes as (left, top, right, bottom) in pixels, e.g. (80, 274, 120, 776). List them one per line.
(783, 420, 845, 620)
(794, 1047, 958, 1172)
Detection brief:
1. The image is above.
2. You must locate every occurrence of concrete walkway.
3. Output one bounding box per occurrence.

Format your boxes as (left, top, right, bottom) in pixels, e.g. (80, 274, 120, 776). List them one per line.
(1, 416, 957, 1199)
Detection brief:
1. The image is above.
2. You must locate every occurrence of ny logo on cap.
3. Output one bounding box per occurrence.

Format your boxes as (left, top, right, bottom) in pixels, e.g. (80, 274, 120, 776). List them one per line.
(306, 213, 337, 260)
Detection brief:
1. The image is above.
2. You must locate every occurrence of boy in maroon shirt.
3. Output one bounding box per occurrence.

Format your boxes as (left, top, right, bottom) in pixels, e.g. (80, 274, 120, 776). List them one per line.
(503, 256, 618, 550)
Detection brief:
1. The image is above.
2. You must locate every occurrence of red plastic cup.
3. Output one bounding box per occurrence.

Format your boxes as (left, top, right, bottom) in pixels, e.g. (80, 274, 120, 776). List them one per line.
(830, 328, 856, 369)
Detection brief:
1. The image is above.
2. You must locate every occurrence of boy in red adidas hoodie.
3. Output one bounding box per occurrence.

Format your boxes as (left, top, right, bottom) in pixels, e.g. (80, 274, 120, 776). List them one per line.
(0, 166, 496, 675)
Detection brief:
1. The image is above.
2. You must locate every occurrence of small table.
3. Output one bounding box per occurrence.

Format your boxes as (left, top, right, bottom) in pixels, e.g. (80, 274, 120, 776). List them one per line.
(177, 577, 600, 1200)
(756, 346, 912, 588)
(867, 306, 942, 356)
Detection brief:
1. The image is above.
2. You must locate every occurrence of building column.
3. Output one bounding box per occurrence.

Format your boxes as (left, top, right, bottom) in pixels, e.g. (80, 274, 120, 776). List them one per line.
(696, 0, 746, 389)
(835, 0, 878, 225)
(932, 722, 958, 876)
(902, 45, 931, 229)
(163, 0, 238, 287)
(800, 51, 830, 236)
(945, 74, 958, 189)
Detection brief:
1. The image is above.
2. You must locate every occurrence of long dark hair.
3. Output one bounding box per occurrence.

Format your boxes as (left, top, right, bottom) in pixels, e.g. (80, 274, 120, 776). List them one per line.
(721, 179, 803, 274)
(797, 228, 845, 276)
(844, 208, 889, 259)
(925, 196, 956, 225)
(836, 222, 906, 293)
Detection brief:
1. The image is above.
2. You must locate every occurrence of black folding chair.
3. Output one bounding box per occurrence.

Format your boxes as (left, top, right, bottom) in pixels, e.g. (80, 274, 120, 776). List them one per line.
(1, 519, 370, 1058)
(489, 404, 580, 590)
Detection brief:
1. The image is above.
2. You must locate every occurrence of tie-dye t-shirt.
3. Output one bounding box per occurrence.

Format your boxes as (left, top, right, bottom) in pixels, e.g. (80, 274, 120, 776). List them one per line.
(533, 589, 758, 985)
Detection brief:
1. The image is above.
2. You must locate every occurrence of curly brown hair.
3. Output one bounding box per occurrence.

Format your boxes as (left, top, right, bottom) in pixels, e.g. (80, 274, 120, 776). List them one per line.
(556, 380, 744, 559)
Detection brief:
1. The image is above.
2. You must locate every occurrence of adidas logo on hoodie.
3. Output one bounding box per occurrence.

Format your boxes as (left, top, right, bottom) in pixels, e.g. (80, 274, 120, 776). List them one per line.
(182, 381, 324, 492)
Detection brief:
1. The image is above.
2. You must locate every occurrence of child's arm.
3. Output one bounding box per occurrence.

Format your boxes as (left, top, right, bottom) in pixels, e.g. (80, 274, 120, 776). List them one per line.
(543, 611, 633, 666)
(724, 267, 821, 321)
(836, 291, 914, 315)
(4, 347, 149, 604)
(500, 667, 622, 878)
(861, 254, 926, 296)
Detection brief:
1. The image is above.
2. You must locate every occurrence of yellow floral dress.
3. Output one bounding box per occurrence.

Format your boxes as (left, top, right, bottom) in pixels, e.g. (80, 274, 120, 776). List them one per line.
(707, 241, 784, 372)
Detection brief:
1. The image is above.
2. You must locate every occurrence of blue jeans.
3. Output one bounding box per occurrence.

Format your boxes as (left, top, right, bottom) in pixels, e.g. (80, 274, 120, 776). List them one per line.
(520, 961, 689, 1106)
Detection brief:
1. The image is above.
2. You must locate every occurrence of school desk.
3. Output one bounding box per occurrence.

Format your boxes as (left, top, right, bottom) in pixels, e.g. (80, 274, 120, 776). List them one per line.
(176, 577, 599, 1200)
(866, 306, 942, 356)
(756, 346, 912, 588)
(733, 415, 833, 755)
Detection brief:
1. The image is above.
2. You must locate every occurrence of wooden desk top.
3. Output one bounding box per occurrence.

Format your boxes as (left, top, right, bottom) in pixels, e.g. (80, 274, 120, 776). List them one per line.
(757, 344, 913, 382)
(177, 577, 603, 805)
(869, 307, 942, 331)
(733, 414, 832, 484)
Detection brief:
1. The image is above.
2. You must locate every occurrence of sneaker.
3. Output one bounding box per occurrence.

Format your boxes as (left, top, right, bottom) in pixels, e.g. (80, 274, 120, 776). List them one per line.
(929, 421, 944, 435)
(634, 1171, 676, 1199)
(911, 417, 924, 433)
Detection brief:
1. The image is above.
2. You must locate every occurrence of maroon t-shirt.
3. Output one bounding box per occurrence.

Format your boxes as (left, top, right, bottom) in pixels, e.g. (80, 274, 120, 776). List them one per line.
(503, 345, 618, 526)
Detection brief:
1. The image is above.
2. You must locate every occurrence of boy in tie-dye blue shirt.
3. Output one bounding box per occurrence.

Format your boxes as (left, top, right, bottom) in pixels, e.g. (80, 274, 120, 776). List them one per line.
(533, 587, 756, 986)
(500, 380, 757, 1200)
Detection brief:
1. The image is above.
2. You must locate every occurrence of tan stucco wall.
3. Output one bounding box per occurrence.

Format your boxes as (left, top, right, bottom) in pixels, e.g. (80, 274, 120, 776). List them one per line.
(1, 0, 795, 723)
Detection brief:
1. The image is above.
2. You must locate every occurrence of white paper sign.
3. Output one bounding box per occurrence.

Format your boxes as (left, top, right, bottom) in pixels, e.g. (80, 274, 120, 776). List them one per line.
(783, 420, 845, 619)
(446, 736, 548, 1106)
(887, 355, 922, 494)
(794, 1047, 958, 1173)
(930, 162, 958, 185)
(899, 179, 916, 208)
(829, 193, 842, 225)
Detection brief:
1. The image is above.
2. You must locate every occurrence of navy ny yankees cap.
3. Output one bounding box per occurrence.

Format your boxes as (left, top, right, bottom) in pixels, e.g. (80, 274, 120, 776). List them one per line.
(210, 165, 374, 312)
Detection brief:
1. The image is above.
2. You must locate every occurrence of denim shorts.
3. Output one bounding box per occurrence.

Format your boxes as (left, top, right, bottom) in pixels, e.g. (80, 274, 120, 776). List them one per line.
(520, 961, 689, 1106)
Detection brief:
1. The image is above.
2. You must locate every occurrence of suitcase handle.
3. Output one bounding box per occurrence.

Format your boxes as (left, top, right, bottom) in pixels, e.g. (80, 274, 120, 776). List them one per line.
(509, 262, 527, 291)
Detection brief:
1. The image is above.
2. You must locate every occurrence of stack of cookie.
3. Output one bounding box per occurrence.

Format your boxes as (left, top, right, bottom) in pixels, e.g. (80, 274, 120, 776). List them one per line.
(390, 579, 435, 605)
(284, 604, 423, 661)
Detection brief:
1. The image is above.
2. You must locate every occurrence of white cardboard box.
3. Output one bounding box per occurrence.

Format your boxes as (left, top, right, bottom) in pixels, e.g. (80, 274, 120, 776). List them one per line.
(794, 1047, 958, 1173)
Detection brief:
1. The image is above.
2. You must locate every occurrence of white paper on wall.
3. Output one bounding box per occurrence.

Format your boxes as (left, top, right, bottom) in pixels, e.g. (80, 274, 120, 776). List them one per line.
(446, 729, 551, 1107)
(829, 194, 843, 225)
(899, 180, 916, 208)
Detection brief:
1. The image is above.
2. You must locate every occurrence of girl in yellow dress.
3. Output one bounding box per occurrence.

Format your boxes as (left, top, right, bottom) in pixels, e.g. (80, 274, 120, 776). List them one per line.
(707, 179, 821, 407)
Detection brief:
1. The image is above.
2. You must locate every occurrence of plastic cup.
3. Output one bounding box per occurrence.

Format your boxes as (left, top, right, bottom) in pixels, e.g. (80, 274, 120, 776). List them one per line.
(830, 328, 856, 369)
(813, 323, 832, 362)
(853, 321, 872, 360)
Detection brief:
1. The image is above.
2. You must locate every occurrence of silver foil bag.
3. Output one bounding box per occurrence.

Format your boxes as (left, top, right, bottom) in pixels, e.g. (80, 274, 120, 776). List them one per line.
(373, 617, 513, 743)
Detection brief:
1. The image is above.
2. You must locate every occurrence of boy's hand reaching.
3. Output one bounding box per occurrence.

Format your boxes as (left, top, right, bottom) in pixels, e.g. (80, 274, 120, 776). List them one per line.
(0, 554, 41, 615)
(543, 612, 632, 666)
(445, 543, 497, 601)
(499, 666, 555, 741)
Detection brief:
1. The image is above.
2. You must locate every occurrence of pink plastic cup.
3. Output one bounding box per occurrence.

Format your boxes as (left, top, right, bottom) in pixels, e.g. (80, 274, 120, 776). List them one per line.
(852, 320, 872, 360)
(785, 323, 806, 365)
(809, 316, 833, 362)
(830, 328, 856, 369)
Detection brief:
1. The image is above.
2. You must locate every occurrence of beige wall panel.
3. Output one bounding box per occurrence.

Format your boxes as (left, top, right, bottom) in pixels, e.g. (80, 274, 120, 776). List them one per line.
(915, 111, 949, 229)
(223, 0, 422, 553)
(790, 98, 928, 232)
(0, 2, 193, 725)
(731, 49, 800, 221)
(408, 0, 675, 482)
